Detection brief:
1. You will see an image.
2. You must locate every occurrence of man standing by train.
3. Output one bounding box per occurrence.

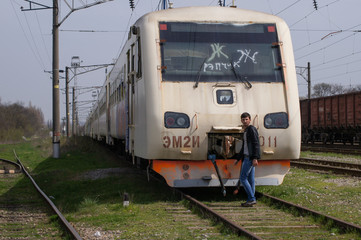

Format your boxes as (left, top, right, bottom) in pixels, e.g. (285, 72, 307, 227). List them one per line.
(234, 112, 260, 207)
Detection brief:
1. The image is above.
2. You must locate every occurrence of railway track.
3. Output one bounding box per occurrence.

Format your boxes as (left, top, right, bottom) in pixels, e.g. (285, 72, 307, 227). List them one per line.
(141, 166, 361, 240)
(135, 152, 361, 239)
(179, 190, 361, 239)
(291, 158, 361, 177)
(301, 144, 361, 155)
(0, 153, 82, 240)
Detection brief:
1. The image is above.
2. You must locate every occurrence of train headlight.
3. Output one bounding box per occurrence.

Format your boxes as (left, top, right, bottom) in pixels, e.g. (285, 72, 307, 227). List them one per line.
(264, 112, 289, 129)
(164, 112, 190, 128)
(176, 117, 186, 126)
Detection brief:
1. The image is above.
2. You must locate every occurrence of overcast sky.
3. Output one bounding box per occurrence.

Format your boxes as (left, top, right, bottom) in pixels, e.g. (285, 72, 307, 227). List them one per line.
(1, 0, 360, 123)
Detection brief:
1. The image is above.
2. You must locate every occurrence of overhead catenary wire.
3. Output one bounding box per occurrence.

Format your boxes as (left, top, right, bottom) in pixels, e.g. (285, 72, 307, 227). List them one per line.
(312, 50, 361, 69)
(289, 0, 341, 27)
(60, 29, 127, 33)
(312, 58, 361, 72)
(275, 0, 301, 16)
(35, 11, 51, 64)
(295, 32, 358, 59)
(312, 68, 361, 83)
(10, 0, 46, 71)
(116, 0, 141, 58)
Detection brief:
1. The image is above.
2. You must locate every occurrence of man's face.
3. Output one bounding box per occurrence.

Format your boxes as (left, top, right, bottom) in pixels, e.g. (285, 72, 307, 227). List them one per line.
(241, 116, 251, 128)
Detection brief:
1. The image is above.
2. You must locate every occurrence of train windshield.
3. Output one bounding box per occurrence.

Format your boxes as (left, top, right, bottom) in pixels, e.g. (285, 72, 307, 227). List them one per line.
(159, 22, 284, 83)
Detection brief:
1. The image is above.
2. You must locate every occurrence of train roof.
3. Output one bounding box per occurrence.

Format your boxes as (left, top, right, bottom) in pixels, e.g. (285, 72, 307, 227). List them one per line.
(138, 6, 286, 25)
(300, 91, 361, 102)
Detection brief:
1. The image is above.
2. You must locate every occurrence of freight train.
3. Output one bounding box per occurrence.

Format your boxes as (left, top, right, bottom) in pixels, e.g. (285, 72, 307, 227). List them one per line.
(84, 6, 301, 189)
(300, 91, 361, 144)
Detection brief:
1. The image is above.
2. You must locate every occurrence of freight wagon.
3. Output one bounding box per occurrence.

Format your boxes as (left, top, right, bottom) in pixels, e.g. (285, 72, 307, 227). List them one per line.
(300, 91, 361, 144)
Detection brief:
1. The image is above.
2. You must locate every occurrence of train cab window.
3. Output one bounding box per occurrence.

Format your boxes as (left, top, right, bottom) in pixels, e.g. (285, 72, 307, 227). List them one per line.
(216, 90, 233, 104)
(159, 22, 284, 83)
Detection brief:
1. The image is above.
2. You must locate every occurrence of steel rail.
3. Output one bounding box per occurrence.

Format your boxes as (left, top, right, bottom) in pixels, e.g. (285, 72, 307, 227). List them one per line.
(291, 159, 361, 177)
(301, 144, 361, 155)
(13, 150, 83, 240)
(0, 157, 22, 173)
(180, 192, 262, 240)
(297, 157, 361, 170)
(147, 170, 263, 239)
(257, 192, 361, 234)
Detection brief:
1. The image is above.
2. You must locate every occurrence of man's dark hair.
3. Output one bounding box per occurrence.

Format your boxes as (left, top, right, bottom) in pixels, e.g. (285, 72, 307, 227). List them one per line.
(241, 112, 251, 119)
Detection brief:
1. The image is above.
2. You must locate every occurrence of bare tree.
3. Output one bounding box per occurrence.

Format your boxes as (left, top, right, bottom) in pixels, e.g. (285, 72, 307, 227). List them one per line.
(312, 83, 333, 97)
(312, 83, 345, 97)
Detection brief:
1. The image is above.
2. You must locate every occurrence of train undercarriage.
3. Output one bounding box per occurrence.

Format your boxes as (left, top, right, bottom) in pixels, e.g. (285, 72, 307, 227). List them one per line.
(302, 126, 361, 145)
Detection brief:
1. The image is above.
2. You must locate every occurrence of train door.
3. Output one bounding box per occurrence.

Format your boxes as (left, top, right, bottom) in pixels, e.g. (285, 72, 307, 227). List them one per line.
(126, 46, 136, 164)
(130, 44, 136, 163)
(106, 70, 112, 144)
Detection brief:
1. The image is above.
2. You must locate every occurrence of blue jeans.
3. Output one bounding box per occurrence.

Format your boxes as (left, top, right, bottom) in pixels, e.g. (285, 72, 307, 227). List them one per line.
(240, 157, 256, 202)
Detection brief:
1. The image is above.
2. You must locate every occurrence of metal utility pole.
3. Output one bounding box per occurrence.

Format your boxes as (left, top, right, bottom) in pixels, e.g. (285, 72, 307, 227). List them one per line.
(22, 0, 114, 158)
(66, 62, 113, 136)
(72, 87, 76, 136)
(65, 67, 70, 138)
(53, 0, 60, 158)
(307, 62, 311, 100)
(296, 62, 311, 100)
(296, 62, 311, 128)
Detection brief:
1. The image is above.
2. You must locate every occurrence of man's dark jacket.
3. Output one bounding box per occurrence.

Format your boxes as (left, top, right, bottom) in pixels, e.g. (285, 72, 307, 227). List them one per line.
(237, 125, 260, 161)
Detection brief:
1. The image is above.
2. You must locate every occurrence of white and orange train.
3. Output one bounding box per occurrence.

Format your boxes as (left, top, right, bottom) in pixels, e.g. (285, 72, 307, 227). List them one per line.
(84, 6, 301, 190)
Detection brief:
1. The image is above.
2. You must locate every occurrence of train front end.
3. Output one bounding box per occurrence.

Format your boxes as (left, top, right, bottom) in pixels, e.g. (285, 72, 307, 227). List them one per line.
(141, 7, 300, 188)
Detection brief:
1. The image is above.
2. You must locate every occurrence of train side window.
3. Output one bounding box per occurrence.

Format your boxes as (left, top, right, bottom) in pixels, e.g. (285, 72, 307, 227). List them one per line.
(127, 51, 130, 76)
(131, 44, 135, 72)
(136, 37, 142, 78)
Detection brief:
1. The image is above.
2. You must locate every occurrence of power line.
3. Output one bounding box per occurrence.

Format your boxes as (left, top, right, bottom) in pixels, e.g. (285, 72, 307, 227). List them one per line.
(295, 32, 357, 58)
(60, 29, 127, 33)
(291, 29, 360, 32)
(35, 11, 51, 64)
(312, 68, 361, 83)
(312, 50, 361, 68)
(290, 0, 341, 27)
(275, 0, 301, 16)
(116, 0, 140, 58)
(312, 59, 361, 72)
(10, 0, 45, 70)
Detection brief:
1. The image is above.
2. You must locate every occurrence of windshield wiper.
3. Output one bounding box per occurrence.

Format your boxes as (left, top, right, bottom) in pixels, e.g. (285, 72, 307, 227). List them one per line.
(230, 60, 252, 89)
(194, 57, 207, 89)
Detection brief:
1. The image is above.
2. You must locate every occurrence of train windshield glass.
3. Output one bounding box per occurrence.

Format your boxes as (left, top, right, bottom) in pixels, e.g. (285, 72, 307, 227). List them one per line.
(159, 22, 284, 83)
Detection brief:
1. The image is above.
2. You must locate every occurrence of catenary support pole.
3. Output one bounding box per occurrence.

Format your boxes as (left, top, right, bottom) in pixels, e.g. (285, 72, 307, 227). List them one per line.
(52, 0, 60, 158)
(65, 67, 70, 138)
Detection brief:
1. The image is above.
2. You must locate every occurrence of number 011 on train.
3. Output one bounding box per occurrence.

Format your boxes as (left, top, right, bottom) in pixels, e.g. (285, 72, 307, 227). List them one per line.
(85, 6, 301, 189)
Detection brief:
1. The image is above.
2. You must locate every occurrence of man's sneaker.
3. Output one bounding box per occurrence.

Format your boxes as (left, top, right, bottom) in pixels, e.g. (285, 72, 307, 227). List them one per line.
(241, 201, 256, 207)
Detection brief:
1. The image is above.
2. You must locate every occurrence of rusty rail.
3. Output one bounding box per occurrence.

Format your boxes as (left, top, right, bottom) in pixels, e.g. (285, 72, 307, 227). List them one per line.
(13, 150, 83, 240)
(291, 158, 361, 177)
(181, 192, 262, 240)
(301, 144, 361, 155)
(257, 191, 361, 234)
(0, 157, 22, 173)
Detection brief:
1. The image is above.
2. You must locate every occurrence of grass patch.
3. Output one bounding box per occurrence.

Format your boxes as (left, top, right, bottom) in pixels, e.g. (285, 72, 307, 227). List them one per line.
(258, 166, 361, 233)
(301, 150, 361, 161)
(1, 137, 243, 239)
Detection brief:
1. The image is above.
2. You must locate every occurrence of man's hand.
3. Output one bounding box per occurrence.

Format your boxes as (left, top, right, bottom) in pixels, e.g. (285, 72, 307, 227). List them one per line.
(252, 159, 258, 167)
